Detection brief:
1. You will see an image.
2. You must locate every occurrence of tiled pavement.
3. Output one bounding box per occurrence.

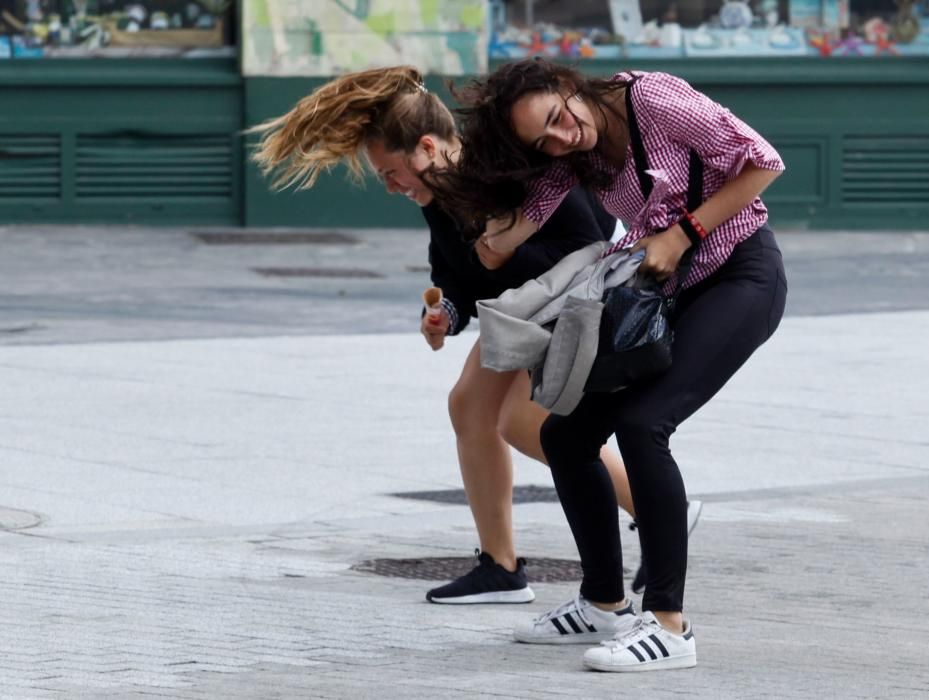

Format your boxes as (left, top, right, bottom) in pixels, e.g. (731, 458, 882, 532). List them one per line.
(0, 226, 927, 698)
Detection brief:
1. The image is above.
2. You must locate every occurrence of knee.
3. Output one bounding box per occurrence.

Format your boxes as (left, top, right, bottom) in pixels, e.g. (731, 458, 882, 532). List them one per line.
(448, 381, 497, 436)
(540, 414, 606, 474)
(539, 415, 582, 469)
(613, 414, 671, 456)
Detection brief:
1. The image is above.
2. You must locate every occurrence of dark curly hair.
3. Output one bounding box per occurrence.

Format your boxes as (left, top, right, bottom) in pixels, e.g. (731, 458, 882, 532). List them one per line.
(426, 58, 630, 230)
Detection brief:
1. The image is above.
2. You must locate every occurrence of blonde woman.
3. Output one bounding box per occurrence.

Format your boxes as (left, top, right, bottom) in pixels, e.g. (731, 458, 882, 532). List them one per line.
(250, 66, 650, 621)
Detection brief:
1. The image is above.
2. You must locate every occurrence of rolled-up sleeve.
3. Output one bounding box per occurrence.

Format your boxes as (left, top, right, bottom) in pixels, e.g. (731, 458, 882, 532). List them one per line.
(636, 72, 785, 179)
(521, 161, 578, 227)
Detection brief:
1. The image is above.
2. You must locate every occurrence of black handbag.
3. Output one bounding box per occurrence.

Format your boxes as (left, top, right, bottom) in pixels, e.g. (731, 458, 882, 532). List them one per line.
(583, 77, 704, 394)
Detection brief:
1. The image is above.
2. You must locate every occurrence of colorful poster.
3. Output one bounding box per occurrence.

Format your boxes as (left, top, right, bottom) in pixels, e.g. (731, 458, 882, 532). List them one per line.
(242, 0, 487, 76)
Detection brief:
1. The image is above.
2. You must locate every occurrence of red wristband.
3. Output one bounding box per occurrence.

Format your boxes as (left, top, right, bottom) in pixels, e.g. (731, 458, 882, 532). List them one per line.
(683, 211, 708, 240)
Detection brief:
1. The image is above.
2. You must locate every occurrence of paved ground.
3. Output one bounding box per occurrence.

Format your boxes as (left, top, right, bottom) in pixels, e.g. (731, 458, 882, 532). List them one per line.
(0, 224, 927, 699)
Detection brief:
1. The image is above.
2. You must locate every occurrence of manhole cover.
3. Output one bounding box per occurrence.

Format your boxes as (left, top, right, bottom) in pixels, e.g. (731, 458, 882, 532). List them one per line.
(0, 506, 42, 531)
(351, 556, 590, 582)
(252, 267, 383, 279)
(392, 484, 558, 505)
(193, 231, 358, 245)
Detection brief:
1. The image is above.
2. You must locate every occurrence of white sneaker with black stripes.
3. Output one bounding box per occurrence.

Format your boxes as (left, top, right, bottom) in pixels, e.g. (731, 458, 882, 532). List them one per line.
(513, 594, 637, 645)
(583, 611, 696, 672)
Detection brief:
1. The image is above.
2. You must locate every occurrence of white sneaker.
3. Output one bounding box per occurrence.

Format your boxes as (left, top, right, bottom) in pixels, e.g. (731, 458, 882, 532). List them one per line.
(514, 594, 637, 645)
(583, 611, 696, 672)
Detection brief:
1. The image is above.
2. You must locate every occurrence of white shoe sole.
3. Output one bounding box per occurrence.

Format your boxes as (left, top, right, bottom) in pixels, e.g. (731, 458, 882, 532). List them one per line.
(514, 629, 616, 645)
(687, 500, 703, 534)
(428, 586, 535, 605)
(584, 652, 697, 672)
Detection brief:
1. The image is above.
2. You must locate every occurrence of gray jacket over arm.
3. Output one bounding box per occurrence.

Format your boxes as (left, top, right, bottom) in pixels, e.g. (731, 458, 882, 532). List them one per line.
(476, 242, 643, 416)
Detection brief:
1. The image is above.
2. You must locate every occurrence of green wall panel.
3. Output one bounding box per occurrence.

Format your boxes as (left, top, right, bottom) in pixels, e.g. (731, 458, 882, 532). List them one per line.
(3, 57, 928, 229)
(245, 58, 929, 230)
(0, 59, 243, 226)
(764, 138, 828, 205)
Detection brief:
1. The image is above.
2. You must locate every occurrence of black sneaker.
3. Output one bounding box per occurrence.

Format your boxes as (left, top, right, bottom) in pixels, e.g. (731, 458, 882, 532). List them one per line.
(426, 550, 536, 604)
(630, 500, 703, 594)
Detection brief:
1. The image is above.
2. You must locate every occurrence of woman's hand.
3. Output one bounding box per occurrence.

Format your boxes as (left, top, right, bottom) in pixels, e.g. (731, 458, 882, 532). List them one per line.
(421, 310, 450, 351)
(475, 234, 515, 270)
(631, 226, 692, 281)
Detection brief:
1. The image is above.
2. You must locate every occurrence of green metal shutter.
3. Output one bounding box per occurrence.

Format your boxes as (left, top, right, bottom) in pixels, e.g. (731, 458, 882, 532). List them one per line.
(842, 135, 929, 207)
(75, 132, 233, 200)
(0, 134, 61, 200)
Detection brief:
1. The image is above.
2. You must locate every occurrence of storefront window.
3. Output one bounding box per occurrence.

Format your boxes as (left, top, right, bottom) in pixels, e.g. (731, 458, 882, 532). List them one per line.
(0, 0, 236, 58)
(490, 0, 929, 58)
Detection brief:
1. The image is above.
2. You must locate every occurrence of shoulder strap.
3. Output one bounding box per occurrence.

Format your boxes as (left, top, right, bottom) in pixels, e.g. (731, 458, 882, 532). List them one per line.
(623, 77, 653, 201)
(686, 148, 703, 213)
(624, 76, 703, 211)
(624, 76, 705, 301)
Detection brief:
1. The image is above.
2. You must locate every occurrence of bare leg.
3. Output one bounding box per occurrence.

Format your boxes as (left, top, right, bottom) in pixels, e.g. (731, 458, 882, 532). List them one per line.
(448, 339, 521, 571)
(498, 371, 635, 519)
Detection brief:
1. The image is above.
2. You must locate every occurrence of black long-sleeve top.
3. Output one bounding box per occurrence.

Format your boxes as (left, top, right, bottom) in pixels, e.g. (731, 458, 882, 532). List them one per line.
(423, 187, 616, 335)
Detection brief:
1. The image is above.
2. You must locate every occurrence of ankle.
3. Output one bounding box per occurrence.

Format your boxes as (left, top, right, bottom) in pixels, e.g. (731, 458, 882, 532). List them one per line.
(651, 610, 684, 635)
(590, 598, 629, 612)
(498, 558, 518, 573)
(485, 551, 518, 572)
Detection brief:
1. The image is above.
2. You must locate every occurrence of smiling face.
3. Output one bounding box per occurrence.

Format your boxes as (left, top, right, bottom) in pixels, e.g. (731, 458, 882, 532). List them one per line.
(365, 138, 438, 207)
(510, 89, 599, 157)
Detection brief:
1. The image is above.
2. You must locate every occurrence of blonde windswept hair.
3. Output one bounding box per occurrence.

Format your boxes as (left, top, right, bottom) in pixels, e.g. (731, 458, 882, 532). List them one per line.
(249, 65, 457, 192)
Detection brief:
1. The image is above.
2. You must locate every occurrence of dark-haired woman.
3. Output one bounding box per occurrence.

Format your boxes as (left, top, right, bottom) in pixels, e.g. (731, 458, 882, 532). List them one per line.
(436, 59, 787, 671)
(249, 65, 638, 611)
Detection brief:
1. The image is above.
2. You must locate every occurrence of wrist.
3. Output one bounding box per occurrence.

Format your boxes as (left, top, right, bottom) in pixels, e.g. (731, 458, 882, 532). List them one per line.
(492, 248, 516, 267)
(439, 297, 459, 335)
(678, 211, 707, 248)
(485, 233, 519, 254)
(667, 224, 692, 251)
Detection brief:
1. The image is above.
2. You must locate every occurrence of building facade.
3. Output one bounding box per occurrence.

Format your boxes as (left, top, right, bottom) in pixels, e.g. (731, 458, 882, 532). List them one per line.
(2, 0, 927, 229)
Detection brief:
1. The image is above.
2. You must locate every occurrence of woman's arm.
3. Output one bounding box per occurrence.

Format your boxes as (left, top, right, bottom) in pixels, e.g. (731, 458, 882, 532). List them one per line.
(634, 163, 781, 280)
(483, 161, 577, 253)
(478, 188, 609, 272)
(693, 163, 781, 232)
(630, 72, 785, 279)
(483, 209, 541, 252)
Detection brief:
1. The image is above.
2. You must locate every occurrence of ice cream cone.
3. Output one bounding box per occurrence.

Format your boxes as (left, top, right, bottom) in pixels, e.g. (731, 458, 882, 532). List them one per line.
(423, 287, 443, 325)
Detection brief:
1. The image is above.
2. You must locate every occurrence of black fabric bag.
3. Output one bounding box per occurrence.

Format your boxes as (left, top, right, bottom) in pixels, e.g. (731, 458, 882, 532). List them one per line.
(584, 282, 674, 392)
(583, 77, 704, 394)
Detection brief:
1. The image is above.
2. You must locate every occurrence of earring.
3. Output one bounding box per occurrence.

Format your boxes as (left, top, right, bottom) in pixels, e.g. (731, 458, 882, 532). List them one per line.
(574, 94, 583, 102)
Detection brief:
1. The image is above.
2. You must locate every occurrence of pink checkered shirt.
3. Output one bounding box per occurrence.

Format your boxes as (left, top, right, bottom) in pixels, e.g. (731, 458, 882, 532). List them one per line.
(523, 71, 785, 288)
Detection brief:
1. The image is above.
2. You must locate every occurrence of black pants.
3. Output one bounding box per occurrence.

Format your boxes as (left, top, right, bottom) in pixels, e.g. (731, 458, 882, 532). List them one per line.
(540, 225, 787, 612)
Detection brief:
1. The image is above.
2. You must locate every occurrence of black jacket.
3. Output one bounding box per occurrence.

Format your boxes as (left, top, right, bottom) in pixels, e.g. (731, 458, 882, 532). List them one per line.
(423, 187, 615, 334)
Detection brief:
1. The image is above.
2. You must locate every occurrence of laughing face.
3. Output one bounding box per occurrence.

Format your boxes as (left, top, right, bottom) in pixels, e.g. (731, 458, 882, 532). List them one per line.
(365, 138, 437, 207)
(510, 89, 599, 157)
